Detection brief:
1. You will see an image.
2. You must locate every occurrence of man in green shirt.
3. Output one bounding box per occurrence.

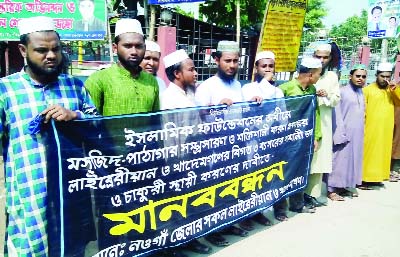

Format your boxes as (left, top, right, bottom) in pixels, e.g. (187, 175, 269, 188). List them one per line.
(85, 18, 159, 116)
(273, 57, 323, 219)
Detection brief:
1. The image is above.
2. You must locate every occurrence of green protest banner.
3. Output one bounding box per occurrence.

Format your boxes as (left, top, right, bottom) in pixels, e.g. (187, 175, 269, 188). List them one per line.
(0, 0, 107, 41)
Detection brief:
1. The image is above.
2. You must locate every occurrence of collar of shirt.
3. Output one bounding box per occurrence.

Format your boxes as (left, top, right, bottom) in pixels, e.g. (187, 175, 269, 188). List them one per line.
(114, 63, 143, 78)
(20, 68, 59, 88)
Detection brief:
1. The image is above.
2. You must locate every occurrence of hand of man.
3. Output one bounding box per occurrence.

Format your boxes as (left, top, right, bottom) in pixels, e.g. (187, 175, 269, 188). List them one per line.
(219, 98, 234, 106)
(388, 80, 398, 91)
(314, 140, 319, 152)
(250, 96, 263, 104)
(316, 89, 327, 97)
(264, 72, 274, 82)
(41, 105, 78, 123)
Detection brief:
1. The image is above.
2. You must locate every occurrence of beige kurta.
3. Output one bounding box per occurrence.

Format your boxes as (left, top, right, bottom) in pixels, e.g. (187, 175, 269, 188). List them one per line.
(363, 83, 400, 182)
(310, 71, 341, 174)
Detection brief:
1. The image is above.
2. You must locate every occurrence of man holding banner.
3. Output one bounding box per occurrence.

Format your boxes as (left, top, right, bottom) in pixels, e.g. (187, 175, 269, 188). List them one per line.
(274, 57, 322, 216)
(195, 40, 260, 247)
(158, 49, 211, 256)
(0, 16, 98, 257)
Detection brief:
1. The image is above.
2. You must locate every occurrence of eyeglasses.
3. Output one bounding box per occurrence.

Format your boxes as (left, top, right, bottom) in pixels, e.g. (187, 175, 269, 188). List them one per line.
(354, 75, 367, 78)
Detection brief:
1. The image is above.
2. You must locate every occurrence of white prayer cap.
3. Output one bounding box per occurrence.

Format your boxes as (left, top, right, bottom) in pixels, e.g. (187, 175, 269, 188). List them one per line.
(377, 62, 393, 72)
(301, 57, 322, 69)
(315, 43, 331, 52)
(255, 51, 275, 62)
(145, 40, 161, 53)
(217, 41, 240, 53)
(163, 49, 190, 68)
(115, 19, 143, 37)
(18, 16, 55, 36)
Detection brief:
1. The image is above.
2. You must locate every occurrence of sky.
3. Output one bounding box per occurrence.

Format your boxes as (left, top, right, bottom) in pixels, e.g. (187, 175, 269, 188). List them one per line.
(323, 0, 369, 27)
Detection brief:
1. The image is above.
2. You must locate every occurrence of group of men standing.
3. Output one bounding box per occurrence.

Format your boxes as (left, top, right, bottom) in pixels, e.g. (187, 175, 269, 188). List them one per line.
(1, 15, 400, 257)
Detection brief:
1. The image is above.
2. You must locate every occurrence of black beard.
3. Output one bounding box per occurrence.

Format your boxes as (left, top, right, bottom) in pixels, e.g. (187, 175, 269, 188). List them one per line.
(377, 82, 388, 89)
(217, 69, 236, 84)
(26, 57, 62, 79)
(118, 53, 143, 71)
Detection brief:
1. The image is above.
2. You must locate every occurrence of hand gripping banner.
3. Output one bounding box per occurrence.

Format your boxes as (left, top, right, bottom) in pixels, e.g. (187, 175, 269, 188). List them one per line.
(46, 95, 317, 257)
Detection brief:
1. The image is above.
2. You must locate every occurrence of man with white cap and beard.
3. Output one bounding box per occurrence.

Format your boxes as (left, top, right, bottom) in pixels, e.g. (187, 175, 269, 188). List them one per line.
(156, 49, 212, 256)
(140, 40, 167, 94)
(0, 16, 98, 256)
(195, 40, 261, 247)
(360, 62, 400, 189)
(303, 43, 341, 208)
(85, 18, 159, 116)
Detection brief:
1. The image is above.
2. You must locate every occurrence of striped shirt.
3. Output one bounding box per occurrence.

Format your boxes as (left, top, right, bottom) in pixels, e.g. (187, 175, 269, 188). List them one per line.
(0, 70, 98, 256)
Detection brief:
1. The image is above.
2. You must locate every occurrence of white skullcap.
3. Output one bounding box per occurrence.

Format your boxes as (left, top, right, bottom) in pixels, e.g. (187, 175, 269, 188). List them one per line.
(301, 57, 322, 69)
(255, 51, 275, 62)
(145, 40, 161, 53)
(315, 43, 331, 52)
(377, 62, 393, 72)
(115, 19, 143, 37)
(18, 16, 55, 36)
(217, 41, 240, 53)
(163, 49, 190, 68)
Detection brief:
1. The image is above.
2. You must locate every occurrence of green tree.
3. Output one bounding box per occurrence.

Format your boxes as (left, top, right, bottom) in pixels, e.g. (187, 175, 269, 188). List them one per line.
(329, 10, 368, 53)
(303, 0, 327, 32)
(199, 0, 268, 29)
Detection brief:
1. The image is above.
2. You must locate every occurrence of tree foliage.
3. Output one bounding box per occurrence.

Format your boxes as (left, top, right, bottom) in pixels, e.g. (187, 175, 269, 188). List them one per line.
(303, 0, 327, 31)
(329, 10, 368, 52)
(199, 0, 268, 29)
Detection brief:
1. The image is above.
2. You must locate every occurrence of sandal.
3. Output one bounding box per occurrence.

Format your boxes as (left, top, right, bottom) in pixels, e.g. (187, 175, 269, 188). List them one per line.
(327, 192, 345, 201)
(205, 233, 230, 247)
(275, 213, 289, 221)
(357, 184, 373, 190)
(338, 188, 359, 197)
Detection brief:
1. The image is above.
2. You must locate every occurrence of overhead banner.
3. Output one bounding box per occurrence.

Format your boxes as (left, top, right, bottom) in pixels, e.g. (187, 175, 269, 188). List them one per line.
(0, 0, 107, 41)
(148, 0, 205, 4)
(368, 0, 400, 39)
(258, 0, 307, 72)
(46, 95, 316, 257)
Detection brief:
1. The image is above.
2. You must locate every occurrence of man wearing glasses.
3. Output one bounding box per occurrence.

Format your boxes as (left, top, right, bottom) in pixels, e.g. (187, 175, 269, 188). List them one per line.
(326, 64, 367, 200)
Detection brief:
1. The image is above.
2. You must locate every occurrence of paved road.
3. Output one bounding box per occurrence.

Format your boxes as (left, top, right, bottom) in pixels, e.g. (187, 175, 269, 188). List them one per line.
(199, 182, 400, 257)
(1, 175, 399, 257)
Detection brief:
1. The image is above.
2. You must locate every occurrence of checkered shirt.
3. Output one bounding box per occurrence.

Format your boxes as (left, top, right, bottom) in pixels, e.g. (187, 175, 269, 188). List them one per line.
(0, 70, 98, 256)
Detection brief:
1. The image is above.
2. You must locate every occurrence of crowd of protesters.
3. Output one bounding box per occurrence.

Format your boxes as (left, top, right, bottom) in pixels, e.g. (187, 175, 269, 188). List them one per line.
(1, 16, 400, 257)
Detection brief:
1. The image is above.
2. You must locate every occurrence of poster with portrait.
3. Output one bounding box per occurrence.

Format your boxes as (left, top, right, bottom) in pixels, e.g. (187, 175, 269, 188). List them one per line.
(0, 0, 107, 41)
(368, 0, 400, 39)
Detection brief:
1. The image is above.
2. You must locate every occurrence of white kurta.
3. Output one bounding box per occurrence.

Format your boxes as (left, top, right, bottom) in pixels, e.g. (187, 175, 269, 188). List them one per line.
(161, 82, 196, 110)
(156, 76, 167, 94)
(195, 75, 243, 106)
(242, 79, 284, 101)
(310, 71, 341, 174)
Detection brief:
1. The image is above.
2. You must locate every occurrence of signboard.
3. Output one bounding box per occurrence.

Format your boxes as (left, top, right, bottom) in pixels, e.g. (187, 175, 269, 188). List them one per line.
(0, 0, 107, 41)
(368, 0, 400, 39)
(46, 96, 316, 257)
(258, 0, 308, 72)
(148, 0, 205, 4)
